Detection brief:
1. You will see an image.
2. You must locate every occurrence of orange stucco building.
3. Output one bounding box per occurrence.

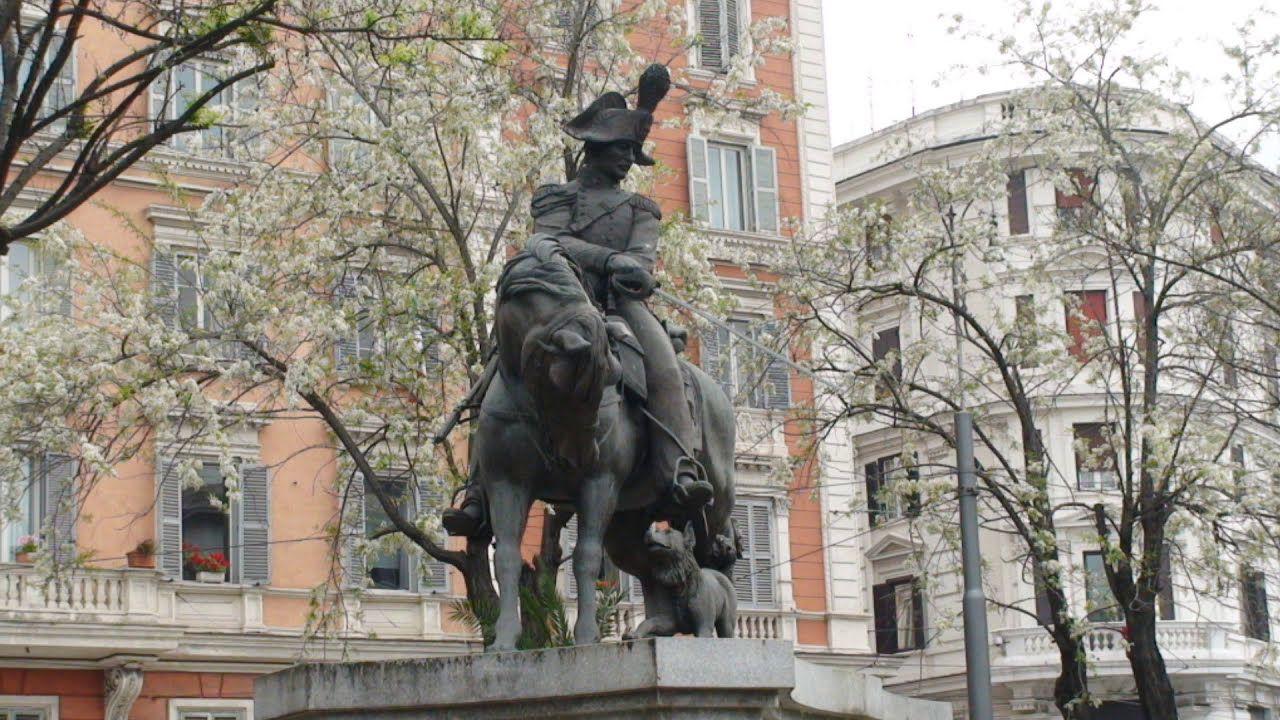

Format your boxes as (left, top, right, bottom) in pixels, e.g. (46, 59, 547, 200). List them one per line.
(0, 2, 872, 718)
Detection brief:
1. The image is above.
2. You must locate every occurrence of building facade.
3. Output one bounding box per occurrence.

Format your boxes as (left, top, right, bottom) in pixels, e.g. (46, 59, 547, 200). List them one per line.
(832, 91, 1280, 719)
(0, 2, 879, 719)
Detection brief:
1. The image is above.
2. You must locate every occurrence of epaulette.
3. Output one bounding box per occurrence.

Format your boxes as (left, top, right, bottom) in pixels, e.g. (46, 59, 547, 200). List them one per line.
(629, 193, 662, 220)
(531, 182, 577, 217)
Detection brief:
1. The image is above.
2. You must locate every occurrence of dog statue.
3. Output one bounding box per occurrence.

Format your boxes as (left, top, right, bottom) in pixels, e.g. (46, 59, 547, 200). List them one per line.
(623, 523, 737, 639)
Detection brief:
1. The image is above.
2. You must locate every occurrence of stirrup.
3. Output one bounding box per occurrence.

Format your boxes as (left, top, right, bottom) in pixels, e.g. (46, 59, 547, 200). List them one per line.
(671, 457, 712, 507)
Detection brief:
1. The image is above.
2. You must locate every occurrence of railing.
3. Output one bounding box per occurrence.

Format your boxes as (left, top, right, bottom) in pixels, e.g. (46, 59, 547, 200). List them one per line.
(996, 621, 1220, 665)
(0, 566, 134, 617)
(595, 604, 794, 641)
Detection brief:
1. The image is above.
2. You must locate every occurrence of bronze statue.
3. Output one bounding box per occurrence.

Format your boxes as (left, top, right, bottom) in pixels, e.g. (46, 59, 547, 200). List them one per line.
(444, 64, 712, 538)
(623, 523, 737, 640)
(445, 64, 741, 651)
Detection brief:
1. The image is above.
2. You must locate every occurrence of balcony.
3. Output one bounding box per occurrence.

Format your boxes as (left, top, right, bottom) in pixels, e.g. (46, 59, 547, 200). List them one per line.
(735, 408, 789, 461)
(608, 604, 796, 641)
(995, 621, 1269, 673)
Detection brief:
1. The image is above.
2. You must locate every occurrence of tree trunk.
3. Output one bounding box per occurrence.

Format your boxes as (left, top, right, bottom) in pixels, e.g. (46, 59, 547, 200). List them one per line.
(1049, 611, 1094, 719)
(1127, 607, 1177, 720)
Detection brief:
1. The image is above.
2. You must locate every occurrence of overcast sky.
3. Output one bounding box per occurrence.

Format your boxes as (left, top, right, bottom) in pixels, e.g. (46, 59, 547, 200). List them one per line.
(820, 0, 1280, 149)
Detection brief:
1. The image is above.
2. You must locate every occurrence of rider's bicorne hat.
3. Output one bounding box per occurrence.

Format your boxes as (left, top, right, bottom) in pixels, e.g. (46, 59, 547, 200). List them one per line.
(563, 64, 670, 166)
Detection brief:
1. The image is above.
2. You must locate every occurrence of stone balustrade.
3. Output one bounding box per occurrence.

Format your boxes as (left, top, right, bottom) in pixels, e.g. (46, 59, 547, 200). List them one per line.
(602, 603, 794, 641)
(995, 621, 1226, 665)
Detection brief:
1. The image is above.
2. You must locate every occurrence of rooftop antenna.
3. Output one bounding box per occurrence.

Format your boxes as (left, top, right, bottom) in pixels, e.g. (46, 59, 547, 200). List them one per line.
(866, 75, 874, 132)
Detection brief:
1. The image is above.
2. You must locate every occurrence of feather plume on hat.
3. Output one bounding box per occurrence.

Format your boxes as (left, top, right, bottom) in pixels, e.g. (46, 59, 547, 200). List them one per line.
(562, 64, 671, 166)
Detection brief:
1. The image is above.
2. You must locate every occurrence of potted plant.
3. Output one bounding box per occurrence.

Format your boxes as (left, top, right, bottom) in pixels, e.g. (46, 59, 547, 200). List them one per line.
(183, 543, 229, 582)
(126, 539, 156, 569)
(14, 535, 37, 563)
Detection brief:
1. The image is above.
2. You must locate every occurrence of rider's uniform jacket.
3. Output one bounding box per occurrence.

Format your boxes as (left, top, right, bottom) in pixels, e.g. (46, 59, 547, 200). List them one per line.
(531, 167, 662, 306)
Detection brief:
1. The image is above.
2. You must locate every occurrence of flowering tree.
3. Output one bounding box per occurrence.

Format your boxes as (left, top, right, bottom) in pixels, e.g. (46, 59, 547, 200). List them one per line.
(11, 0, 799, 636)
(777, 1, 1280, 718)
(0, 0, 284, 250)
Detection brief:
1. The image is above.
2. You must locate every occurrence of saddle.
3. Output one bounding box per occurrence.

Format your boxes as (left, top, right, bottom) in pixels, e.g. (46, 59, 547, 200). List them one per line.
(604, 315, 703, 457)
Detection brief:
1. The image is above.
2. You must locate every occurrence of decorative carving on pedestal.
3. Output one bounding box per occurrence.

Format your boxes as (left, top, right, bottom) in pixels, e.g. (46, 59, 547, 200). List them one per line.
(104, 664, 144, 720)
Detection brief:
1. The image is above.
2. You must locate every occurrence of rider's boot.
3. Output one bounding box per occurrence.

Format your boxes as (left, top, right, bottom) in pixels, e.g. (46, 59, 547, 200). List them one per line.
(670, 456, 713, 508)
(442, 485, 488, 537)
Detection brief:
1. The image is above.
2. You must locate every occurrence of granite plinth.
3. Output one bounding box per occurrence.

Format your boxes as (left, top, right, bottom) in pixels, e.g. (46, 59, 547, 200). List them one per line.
(256, 638, 793, 719)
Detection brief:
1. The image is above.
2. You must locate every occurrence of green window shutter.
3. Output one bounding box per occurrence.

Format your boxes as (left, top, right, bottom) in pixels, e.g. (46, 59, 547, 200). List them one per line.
(335, 273, 360, 366)
(412, 481, 450, 593)
(239, 463, 271, 585)
(563, 515, 579, 598)
(152, 250, 178, 328)
(697, 0, 723, 70)
(157, 457, 183, 578)
(342, 472, 366, 588)
(724, 0, 740, 61)
(762, 321, 790, 409)
(687, 136, 710, 223)
(730, 500, 775, 607)
(701, 323, 733, 400)
(751, 145, 778, 234)
(41, 453, 77, 566)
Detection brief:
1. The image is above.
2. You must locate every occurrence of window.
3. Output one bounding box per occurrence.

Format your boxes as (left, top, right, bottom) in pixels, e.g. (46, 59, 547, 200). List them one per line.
(1242, 570, 1271, 641)
(169, 698, 252, 720)
(0, 696, 56, 720)
(1011, 294, 1038, 368)
(156, 457, 270, 585)
(1073, 423, 1118, 490)
(1006, 170, 1030, 235)
(865, 454, 918, 527)
(336, 271, 380, 366)
(1055, 168, 1095, 226)
(20, 29, 76, 132)
(1249, 707, 1270, 720)
(1083, 551, 1120, 621)
(1, 454, 76, 564)
(686, 136, 778, 234)
(149, 61, 246, 156)
(1064, 289, 1107, 362)
(1132, 291, 1149, 357)
(561, 515, 643, 601)
(730, 499, 775, 607)
(153, 250, 217, 332)
(697, 0, 741, 72)
(700, 318, 790, 410)
(344, 471, 449, 593)
(1, 240, 70, 316)
(873, 577, 924, 653)
(871, 326, 901, 400)
(863, 213, 892, 272)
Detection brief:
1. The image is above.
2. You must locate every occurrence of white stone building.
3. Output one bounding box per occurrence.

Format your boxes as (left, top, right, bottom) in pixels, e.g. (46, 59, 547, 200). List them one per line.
(830, 90, 1280, 720)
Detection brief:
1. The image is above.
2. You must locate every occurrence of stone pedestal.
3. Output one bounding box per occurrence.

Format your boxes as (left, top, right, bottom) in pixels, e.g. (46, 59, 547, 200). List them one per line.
(255, 637, 951, 720)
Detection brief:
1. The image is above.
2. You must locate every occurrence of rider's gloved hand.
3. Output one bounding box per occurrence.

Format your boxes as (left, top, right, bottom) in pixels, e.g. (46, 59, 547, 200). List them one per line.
(606, 253, 656, 299)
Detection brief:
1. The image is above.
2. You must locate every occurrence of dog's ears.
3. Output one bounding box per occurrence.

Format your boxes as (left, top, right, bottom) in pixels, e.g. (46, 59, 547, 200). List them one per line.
(682, 522, 696, 548)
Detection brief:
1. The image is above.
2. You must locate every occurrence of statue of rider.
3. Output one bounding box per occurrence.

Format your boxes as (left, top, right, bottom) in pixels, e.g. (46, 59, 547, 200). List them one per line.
(443, 64, 713, 537)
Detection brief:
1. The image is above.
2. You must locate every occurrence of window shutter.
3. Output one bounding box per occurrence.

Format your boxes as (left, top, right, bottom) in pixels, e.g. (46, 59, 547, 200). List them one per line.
(762, 321, 790, 409)
(149, 64, 169, 128)
(751, 145, 778, 234)
(563, 515, 579, 598)
(157, 457, 183, 578)
(238, 463, 270, 585)
(412, 481, 450, 593)
(40, 453, 77, 566)
(697, 0, 723, 70)
(701, 324, 733, 400)
(342, 473, 366, 588)
(729, 501, 775, 607)
(872, 581, 895, 653)
(336, 273, 360, 365)
(687, 136, 710, 223)
(749, 503, 774, 606)
(911, 582, 926, 649)
(724, 0, 740, 60)
(152, 251, 178, 328)
(623, 570, 644, 602)
(1006, 170, 1029, 235)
